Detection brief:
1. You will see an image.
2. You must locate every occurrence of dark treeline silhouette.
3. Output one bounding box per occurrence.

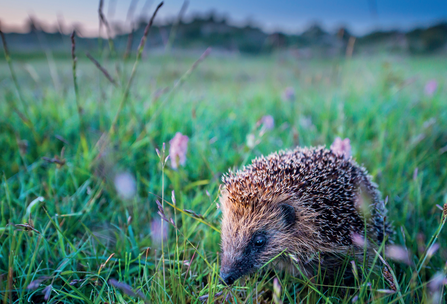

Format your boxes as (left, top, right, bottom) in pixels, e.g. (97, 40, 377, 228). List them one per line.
(2, 13, 447, 57)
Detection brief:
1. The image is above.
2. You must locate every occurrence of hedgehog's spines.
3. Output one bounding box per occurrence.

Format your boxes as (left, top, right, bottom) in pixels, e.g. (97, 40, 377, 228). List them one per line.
(221, 146, 391, 248)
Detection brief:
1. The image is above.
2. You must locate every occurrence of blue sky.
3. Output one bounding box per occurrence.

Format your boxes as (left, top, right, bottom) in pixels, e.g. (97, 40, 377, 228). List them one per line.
(1, 0, 446, 36)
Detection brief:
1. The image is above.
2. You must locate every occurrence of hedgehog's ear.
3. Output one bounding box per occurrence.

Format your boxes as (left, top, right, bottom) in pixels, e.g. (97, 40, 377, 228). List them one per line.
(279, 204, 296, 228)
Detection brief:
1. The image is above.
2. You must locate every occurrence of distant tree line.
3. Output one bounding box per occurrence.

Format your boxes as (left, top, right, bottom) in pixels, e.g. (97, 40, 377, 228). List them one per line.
(2, 13, 447, 57)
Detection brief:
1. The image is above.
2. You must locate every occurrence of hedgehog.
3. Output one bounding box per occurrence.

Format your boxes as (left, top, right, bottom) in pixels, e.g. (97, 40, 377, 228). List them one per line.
(219, 146, 392, 285)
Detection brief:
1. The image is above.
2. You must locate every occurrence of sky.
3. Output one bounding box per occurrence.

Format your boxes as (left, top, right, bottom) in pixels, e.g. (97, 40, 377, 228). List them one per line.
(1, 0, 446, 36)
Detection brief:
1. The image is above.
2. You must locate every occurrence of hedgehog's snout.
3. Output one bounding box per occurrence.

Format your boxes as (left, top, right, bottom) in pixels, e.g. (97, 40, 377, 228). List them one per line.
(219, 270, 238, 285)
(220, 233, 269, 285)
(219, 255, 247, 285)
(219, 260, 250, 285)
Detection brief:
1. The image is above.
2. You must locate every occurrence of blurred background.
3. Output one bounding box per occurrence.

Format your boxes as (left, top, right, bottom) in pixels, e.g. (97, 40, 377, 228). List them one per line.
(2, 0, 447, 56)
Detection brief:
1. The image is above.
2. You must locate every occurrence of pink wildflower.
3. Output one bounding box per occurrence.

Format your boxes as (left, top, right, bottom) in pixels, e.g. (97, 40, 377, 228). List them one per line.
(114, 172, 136, 199)
(330, 137, 351, 158)
(151, 218, 169, 246)
(429, 272, 447, 303)
(259, 115, 275, 130)
(273, 277, 282, 304)
(424, 79, 438, 96)
(351, 232, 366, 247)
(282, 87, 295, 102)
(42, 285, 52, 301)
(169, 132, 189, 169)
(429, 272, 447, 292)
(427, 243, 440, 258)
(385, 245, 412, 265)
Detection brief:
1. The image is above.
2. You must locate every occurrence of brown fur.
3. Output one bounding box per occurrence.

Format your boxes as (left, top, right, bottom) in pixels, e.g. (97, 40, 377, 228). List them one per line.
(219, 146, 391, 284)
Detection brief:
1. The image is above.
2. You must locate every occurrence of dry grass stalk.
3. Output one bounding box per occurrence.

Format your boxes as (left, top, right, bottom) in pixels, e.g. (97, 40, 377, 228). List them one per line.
(165, 0, 189, 52)
(374, 249, 398, 292)
(42, 156, 66, 167)
(173, 47, 212, 90)
(123, 28, 134, 59)
(71, 31, 85, 134)
(443, 203, 447, 220)
(382, 267, 397, 292)
(108, 279, 149, 303)
(86, 52, 117, 85)
(109, 2, 164, 134)
(184, 209, 205, 220)
(198, 291, 224, 302)
(98, 0, 116, 53)
(1, 25, 40, 141)
(14, 223, 41, 234)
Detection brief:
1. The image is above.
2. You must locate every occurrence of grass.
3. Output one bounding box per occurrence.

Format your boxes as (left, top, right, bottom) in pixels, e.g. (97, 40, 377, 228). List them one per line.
(0, 34, 447, 303)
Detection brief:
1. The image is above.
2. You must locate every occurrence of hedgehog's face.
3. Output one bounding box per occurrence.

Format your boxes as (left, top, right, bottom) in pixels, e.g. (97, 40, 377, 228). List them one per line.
(219, 191, 296, 285)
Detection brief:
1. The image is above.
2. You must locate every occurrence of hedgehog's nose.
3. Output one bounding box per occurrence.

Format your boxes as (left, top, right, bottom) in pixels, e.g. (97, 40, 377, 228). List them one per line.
(219, 271, 236, 285)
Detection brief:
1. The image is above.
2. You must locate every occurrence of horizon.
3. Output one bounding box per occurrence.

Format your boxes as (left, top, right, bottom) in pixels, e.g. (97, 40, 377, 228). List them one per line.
(1, 0, 447, 37)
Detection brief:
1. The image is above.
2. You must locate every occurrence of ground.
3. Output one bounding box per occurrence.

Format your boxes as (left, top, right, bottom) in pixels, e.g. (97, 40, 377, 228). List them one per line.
(0, 50, 446, 303)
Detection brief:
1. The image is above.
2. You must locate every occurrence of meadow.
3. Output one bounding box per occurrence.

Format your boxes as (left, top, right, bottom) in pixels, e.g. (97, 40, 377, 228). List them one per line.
(0, 37, 447, 303)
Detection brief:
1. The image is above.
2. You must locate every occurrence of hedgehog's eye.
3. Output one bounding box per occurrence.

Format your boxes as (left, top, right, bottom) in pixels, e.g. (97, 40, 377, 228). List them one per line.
(253, 235, 266, 248)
